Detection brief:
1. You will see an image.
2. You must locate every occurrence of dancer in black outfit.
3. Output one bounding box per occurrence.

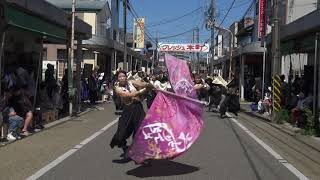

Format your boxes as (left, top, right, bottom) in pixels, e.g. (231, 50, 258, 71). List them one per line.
(110, 70, 151, 163)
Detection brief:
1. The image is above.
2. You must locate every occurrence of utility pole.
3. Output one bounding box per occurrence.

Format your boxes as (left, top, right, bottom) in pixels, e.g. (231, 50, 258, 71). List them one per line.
(214, 26, 233, 81)
(156, 37, 160, 69)
(195, 27, 200, 73)
(68, 0, 76, 116)
(228, 30, 233, 81)
(75, 39, 82, 114)
(272, 0, 281, 75)
(210, 0, 215, 75)
(132, 18, 135, 50)
(271, 0, 281, 122)
(192, 29, 195, 72)
(314, 33, 320, 134)
(123, 0, 128, 71)
(151, 31, 158, 74)
(316, 0, 320, 135)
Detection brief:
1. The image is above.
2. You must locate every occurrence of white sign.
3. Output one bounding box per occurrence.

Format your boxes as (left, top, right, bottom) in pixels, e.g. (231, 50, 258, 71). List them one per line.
(134, 18, 145, 49)
(158, 43, 210, 53)
(217, 35, 223, 57)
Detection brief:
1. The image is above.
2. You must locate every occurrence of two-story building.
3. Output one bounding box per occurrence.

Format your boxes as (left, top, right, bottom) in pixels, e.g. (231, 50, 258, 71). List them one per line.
(213, 0, 266, 101)
(44, 0, 149, 80)
(0, 0, 91, 119)
(266, 0, 319, 96)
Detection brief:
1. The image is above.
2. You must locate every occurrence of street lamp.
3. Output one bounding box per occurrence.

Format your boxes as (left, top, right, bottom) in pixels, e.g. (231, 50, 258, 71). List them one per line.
(214, 26, 234, 81)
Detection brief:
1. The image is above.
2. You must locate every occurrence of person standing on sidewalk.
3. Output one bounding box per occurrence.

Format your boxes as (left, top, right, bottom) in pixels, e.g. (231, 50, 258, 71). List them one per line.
(88, 66, 99, 105)
(110, 70, 152, 163)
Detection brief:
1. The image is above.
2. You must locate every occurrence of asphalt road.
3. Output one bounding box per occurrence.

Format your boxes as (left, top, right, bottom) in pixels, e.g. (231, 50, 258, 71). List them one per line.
(29, 106, 301, 180)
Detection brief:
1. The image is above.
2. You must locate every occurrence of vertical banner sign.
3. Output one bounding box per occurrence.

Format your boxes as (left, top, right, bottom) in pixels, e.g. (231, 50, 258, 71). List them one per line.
(258, 0, 266, 38)
(135, 18, 145, 49)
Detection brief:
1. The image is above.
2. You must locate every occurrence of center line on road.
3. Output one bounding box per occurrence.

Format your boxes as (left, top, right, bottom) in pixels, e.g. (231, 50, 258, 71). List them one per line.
(26, 118, 119, 180)
(226, 113, 309, 180)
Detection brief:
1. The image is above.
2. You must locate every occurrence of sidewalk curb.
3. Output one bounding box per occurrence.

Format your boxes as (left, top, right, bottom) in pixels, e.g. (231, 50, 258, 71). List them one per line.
(44, 108, 94, 129)
(240, 108, 272, 122)
(240, 108, 320, 153)
(0, 106, 98, 148)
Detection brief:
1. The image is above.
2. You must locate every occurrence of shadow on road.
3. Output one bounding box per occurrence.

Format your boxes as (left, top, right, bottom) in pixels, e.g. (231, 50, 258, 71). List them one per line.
(126, 160, 199, 178)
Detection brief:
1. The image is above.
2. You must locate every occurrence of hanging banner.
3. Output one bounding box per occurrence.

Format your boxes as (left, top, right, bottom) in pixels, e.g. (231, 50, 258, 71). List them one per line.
(134, 18, 145, 49)
(258, 0, 266, 38)
(158, 43, 210, 53)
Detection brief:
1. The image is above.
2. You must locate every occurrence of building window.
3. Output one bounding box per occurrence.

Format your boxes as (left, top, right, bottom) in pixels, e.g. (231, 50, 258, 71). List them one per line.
(116, 0, 119, 12)
(57, 49, 67, 61)
(42, 48, 47, 60)
(58, 61, 66, 80)
(255, 1, 259, 15)
(113, 30, 117, 41)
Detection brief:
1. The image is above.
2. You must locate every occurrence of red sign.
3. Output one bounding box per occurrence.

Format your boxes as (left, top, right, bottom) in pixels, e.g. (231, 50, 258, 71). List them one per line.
(258, 0, 266, 38)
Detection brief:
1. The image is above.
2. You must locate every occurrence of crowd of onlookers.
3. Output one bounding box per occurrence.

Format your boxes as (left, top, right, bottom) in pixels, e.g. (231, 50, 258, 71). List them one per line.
(248, 74, 314, 128)
(1, 63, 315, 142)
(0, 63, 113, 142)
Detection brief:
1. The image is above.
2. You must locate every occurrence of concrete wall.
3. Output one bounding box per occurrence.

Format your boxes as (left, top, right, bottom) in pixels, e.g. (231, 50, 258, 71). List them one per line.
(286, 0, 317, 24)
(96, 3, 111, 38)
(43, 44, 66, 60)
(83, 13, 97, 35)
(107, 0, 120, 41)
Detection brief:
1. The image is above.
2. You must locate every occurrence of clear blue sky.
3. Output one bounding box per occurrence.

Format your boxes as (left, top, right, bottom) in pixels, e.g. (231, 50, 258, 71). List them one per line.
(123, 0, 253, 44)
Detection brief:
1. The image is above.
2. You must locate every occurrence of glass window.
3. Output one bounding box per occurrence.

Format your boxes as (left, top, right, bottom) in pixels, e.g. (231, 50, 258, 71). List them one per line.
(57, 49, 67, 61)
(42, 48, 47, 60)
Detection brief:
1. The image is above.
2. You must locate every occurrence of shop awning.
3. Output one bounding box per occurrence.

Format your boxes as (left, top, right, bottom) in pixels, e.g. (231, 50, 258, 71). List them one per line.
(5, 4, 67, 40)
(2, 0, 92, 40)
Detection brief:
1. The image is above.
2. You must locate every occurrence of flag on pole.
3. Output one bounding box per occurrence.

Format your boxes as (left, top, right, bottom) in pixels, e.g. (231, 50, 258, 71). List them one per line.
(127, 90, 204, 163)
(165, 53, 197, 99)
(128, 53, 204, 164)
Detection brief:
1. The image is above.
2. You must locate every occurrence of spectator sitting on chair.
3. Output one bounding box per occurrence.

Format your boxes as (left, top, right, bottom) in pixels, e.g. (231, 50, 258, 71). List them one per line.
(290, 92, 313, 127)
(8, 87, 33, 136)
(4, 107, 24, 141)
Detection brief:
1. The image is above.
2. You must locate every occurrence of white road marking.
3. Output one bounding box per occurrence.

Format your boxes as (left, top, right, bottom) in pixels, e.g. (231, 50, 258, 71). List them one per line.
(226, 113, 309, 180)
(26, 118, 119, 180)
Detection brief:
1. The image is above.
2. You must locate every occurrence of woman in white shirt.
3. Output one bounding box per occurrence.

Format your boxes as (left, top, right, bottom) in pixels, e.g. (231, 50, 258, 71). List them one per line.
(110, 70, 151, 162)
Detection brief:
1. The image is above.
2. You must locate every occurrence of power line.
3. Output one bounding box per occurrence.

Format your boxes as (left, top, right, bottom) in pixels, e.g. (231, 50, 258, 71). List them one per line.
(127, 2, 204, 47)
(217, 0, 236, 28)
(219, 0, 252, 12)
(147, 7, 203, 28)
(127, 6, 203, 30)
(127, 2, 158, 46)
(203, 0, 236, 44)
(157, 29, 194, 40)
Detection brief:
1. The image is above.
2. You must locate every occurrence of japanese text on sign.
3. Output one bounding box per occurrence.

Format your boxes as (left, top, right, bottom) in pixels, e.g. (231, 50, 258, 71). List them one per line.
(258, 0, 266, 38)
(158, 43, 210, 53)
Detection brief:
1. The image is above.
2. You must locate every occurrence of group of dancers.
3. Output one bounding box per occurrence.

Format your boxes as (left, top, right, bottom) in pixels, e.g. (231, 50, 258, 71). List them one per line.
(109, 70, 240, 164)
(193, 73, 240, 118)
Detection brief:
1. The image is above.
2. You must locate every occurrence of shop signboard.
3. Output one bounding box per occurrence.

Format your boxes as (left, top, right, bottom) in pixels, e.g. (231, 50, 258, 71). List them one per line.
(158, 43, 210, 53)
(134, 18, 145, 49)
